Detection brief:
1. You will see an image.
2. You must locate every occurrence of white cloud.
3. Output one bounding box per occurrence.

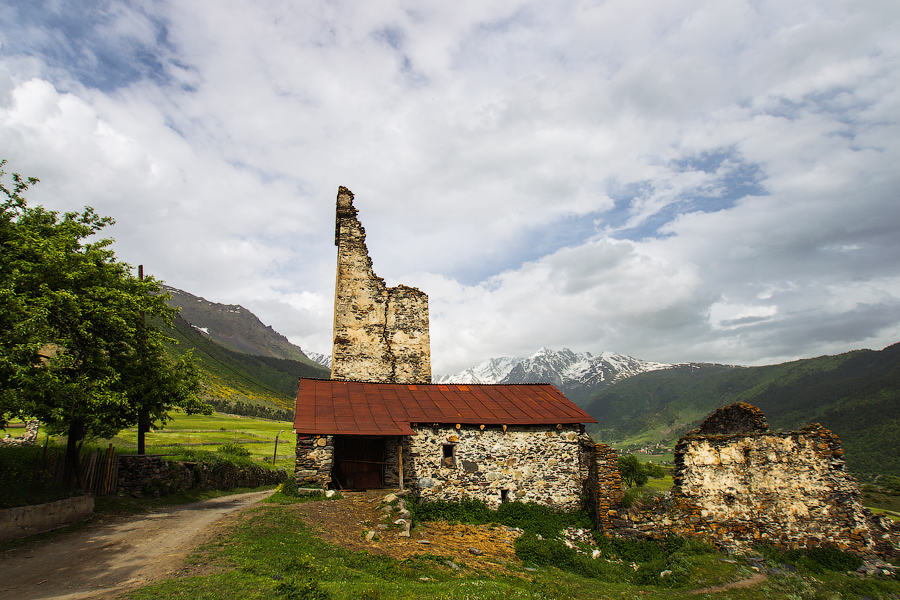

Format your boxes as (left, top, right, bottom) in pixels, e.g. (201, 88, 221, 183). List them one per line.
(1, 0, 899, 374)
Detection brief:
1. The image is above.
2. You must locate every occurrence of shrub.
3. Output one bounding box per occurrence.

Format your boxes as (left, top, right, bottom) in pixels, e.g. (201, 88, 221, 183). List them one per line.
(514, 533, 629, 582)
(274, 576, 330, 599)
(758, 543, 863, 574)
(632, 552, 691, 588)
(217, 442, 252, 457)
(276, 479, 302, 497)
(409, 497, 592, 539)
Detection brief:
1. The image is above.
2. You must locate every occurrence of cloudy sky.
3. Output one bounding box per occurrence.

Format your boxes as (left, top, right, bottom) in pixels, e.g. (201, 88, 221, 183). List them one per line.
(2, 0, 899, 375)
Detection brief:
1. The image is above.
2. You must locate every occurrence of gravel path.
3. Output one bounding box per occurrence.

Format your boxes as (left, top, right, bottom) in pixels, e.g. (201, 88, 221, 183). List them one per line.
(0, 490, 272, 600)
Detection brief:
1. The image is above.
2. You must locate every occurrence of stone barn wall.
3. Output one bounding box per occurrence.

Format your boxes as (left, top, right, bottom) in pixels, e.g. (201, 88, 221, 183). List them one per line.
(405, 424, 591, 509)
(331, 186, 431, 384)
(295, 434, 335, 487)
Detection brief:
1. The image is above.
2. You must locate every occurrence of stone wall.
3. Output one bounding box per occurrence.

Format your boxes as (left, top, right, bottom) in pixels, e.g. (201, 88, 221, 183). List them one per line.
(330, 186, 431, 384)
(619, 404, 875, 553)
(0, 420, 40, 447)
(117, 455, 286, 495)
(406, 424, 591, 509)
(582, 441, 624, 528)
(672, 423, 871, 552)
(294, 434, 334, 487)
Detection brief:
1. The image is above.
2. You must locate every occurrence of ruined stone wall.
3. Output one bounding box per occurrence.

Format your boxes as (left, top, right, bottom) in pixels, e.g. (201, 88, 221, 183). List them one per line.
(670, 423, 872, 552)
(331, 186, 431, 384)
(622, 416, 874, 552)
(406, 424, 590, 509)
(581, 441, 624, 528)
(294, 434, 335, 487)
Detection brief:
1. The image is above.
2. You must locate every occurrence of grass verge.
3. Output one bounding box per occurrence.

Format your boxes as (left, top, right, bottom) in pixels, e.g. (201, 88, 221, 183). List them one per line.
(120, 496, 900, 600)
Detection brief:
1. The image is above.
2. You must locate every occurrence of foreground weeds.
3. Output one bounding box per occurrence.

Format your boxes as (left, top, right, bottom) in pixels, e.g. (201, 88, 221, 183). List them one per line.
(122, 497, 900, 600)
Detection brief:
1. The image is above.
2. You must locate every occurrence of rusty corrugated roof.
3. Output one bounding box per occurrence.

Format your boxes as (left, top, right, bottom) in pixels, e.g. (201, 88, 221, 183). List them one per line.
(293, 378, 597, 435)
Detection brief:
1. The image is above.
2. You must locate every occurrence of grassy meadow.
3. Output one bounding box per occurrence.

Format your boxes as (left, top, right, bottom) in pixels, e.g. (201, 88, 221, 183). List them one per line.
(114, 411, 296, 470)
(7, 411, 297, 471)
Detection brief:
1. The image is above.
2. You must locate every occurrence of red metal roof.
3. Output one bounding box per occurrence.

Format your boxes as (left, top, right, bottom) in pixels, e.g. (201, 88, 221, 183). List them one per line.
(293, 378, 597, 435)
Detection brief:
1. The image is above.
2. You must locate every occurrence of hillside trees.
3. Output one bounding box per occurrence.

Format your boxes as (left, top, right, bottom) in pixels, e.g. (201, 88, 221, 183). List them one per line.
(617, 455, 649, 488)
(0, 160, 209, 482)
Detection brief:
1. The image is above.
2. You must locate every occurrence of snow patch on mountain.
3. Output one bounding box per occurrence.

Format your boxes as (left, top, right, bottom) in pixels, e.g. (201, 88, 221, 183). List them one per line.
(436, 347, 671, 406)
(433, 356, 525, 385)
(305, 352, 332, 368)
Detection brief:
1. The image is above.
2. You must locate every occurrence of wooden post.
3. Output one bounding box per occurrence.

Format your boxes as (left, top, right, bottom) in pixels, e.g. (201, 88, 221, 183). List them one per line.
(398, 437, 404, 491)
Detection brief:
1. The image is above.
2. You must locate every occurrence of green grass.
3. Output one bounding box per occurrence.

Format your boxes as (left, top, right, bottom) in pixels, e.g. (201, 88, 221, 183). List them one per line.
(34, 411, 296, 471)
(119, 499, 900, 600)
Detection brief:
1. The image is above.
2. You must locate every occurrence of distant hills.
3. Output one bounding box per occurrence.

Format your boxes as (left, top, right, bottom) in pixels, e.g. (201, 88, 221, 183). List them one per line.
(440, 345, 900, 476)
(161, 287, 329, 420)
(164, 287, 320, 366)
(581, 344, 900, 475)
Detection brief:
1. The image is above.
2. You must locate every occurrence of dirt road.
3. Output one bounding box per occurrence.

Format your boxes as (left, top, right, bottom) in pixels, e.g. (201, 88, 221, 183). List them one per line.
(0, 490, 272, 600)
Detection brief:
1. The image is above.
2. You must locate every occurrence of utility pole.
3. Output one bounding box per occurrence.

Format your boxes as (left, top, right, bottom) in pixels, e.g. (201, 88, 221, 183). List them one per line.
(137, 265, 150, 455)
(273, 429, 285, 465)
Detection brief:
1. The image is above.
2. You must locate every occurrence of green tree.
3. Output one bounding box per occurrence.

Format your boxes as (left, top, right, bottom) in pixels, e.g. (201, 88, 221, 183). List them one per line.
(0, 160, 209, 483)
(646, 462, 666, 479)
(618, 454, 649, 488)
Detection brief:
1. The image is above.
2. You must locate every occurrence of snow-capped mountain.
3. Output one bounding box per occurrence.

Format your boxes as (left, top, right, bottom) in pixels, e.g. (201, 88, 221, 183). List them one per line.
(306, 352, 332, 368)
(432, 356, 525, 385)
(437, 347, 670, 406)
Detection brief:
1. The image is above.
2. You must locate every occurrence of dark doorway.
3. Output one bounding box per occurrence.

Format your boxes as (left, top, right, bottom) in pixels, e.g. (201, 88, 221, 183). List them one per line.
(332, 436, 386, 490)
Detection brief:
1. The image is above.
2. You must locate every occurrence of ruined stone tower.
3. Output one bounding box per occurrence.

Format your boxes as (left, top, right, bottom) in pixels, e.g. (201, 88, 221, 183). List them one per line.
(330, 186, 431, 384)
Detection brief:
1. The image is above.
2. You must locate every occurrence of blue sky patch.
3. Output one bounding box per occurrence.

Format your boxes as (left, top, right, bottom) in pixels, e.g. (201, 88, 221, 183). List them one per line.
(1, 0, 174, 92)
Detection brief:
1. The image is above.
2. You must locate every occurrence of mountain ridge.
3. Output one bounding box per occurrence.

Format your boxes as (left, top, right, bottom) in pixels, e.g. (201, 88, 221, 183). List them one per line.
(164, 286, 319, 367)
(435, 347, 671, 406)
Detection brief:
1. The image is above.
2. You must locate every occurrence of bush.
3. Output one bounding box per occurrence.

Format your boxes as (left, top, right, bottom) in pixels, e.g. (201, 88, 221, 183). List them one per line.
(218, 442, 252, 457)
(632, 552, 691, 588)
(409, 497, 592, 539)
(758, 543, 863, 574)
(514, 533, 629, 582)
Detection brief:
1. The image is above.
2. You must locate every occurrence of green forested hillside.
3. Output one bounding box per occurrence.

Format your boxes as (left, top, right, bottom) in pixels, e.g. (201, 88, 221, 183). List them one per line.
(162, 314, 330, 419)
(585, 343, 900, 475)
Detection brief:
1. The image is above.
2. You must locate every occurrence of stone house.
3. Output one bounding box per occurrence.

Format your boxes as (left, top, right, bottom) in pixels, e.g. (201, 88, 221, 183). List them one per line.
(293, 377, 601, 509)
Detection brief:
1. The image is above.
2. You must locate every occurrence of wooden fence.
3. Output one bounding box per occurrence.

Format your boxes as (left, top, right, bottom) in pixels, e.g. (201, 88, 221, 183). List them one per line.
(32, 444, 119, 496)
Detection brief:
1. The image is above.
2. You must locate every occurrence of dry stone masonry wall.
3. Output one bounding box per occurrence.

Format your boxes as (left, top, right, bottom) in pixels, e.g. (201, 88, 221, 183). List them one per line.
(0, 420, 39, 447)
(294, 434, 335, 487)
(405, 424, 591, 509)
(331, 186, 431, 384)
(621, 403, 877, 554)
(671, 423, 872, 552)
(582, 441, 625, 528)
(117, 455, 285, 495)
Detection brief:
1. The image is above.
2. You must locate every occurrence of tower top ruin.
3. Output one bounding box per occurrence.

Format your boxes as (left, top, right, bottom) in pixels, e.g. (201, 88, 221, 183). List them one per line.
(330, 187, 431, 384)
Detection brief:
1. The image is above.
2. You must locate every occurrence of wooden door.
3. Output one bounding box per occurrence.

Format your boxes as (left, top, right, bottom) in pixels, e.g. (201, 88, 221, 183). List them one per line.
(333, 437, 385, 490)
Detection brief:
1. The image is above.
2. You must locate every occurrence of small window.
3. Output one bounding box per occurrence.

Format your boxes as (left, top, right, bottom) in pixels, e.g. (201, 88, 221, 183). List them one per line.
(500, 489, 509, 503)
(442, 444, 455, 467)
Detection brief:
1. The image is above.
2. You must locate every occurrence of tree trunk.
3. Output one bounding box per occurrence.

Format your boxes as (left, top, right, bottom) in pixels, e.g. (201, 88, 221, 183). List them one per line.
(63, 416, 85, 488)
(137, 407, 149, 455)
